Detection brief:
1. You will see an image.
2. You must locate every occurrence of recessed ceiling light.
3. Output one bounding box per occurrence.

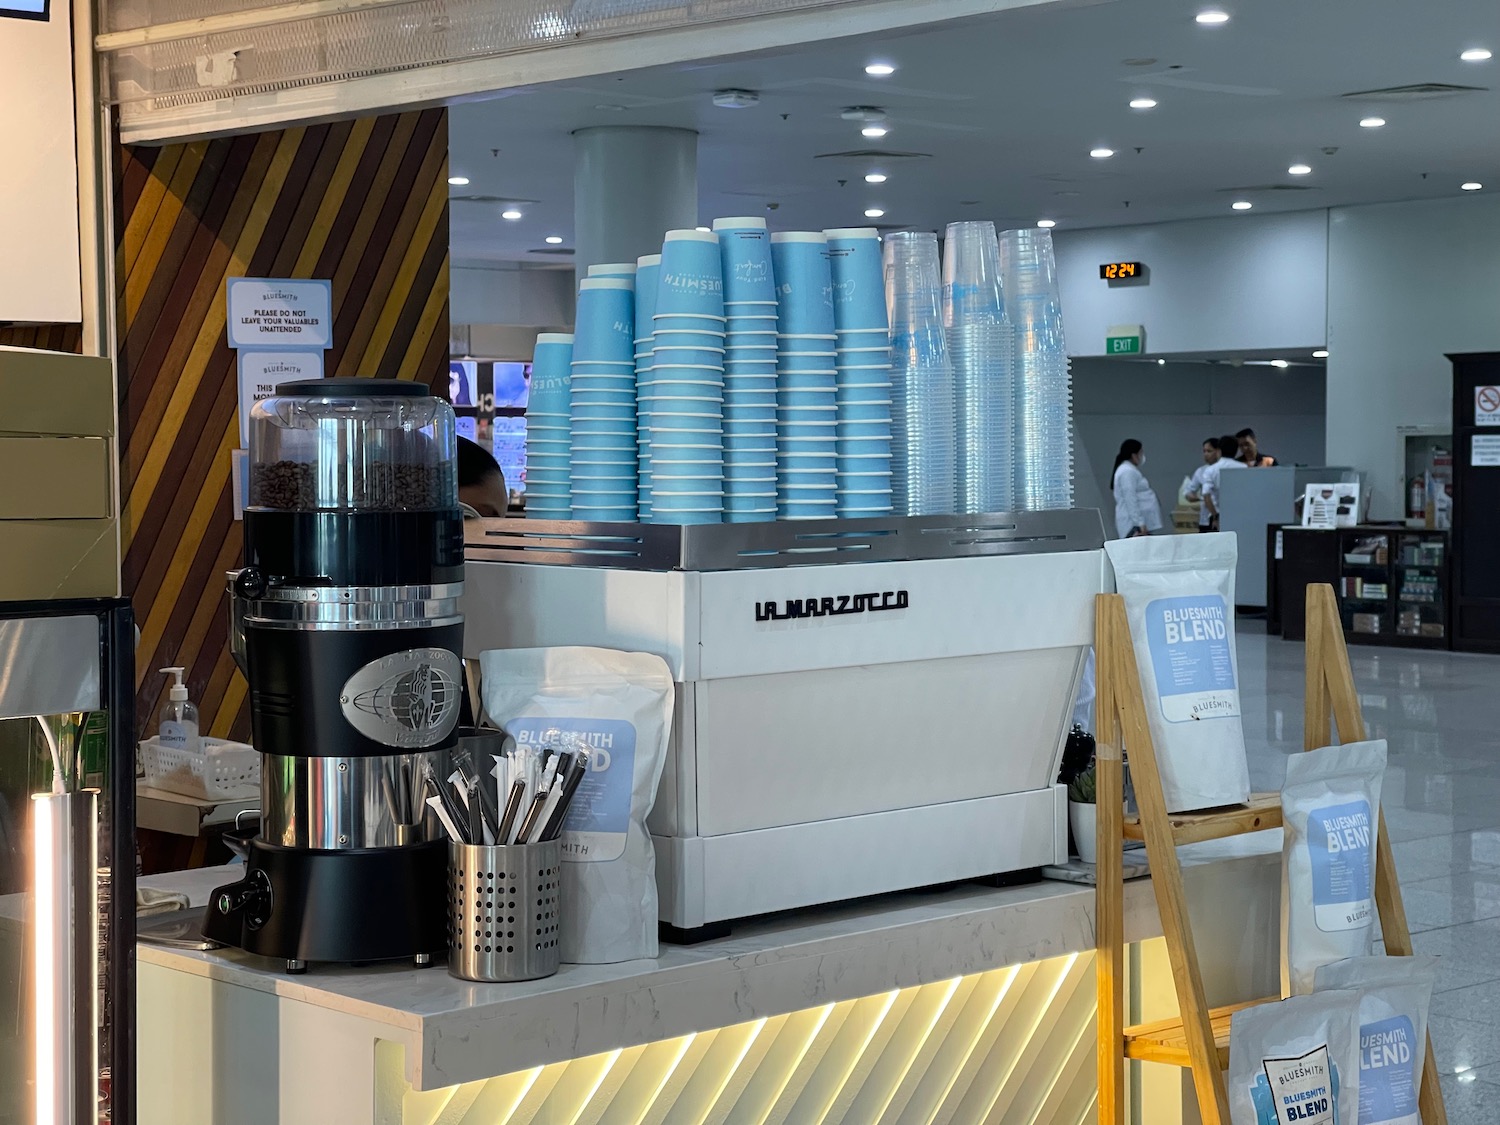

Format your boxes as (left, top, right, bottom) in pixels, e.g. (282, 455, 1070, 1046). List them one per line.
(1037, 219, 1057, 228)
(544, 235, 564, 245)
(865, 62, 896, 76)
(1157, 359, 1166, 366)
(1288, 163, 1312, 175)
(1462, 181, 1484, 191)
(1232, 200, 1253, 210)
(447, 175, 470, 186)
(1313, 350, 1329, 358)
(1359, 116, 1386, 128)
(1271, 359, 1289, 368)
(1129, 97, 1158, 110)
(861, 124, 889, 138)
(1195, 9, 1230, 24)
(1460, 48, 1492, 62)
(864, 208, 885, 218)
(1090, 147, 1115, 159)
(865, 172, 888, 183)
(501, 209, 523, 220)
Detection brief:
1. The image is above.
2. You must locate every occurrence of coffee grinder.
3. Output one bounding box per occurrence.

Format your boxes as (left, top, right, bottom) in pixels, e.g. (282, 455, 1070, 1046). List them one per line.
(204, 379, 464, 971)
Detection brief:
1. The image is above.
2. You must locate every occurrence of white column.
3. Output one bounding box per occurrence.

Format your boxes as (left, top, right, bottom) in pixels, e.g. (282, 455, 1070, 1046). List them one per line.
(573, 126, 698, 275)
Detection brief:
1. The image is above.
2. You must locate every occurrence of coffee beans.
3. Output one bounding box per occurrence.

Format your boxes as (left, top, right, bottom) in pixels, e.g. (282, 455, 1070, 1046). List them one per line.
(251, 459, 454, 510)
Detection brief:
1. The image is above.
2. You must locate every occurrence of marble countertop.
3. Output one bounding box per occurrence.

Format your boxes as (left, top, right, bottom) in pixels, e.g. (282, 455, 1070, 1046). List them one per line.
(140, 837, 1278, 1089)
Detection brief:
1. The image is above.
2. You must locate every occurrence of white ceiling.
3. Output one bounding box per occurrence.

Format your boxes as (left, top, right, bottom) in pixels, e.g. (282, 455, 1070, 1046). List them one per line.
(449, 0, 1500, 265)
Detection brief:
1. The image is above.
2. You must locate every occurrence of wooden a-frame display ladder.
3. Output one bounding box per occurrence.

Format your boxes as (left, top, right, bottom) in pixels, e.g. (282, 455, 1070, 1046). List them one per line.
(1094, 583, 1448, 1125)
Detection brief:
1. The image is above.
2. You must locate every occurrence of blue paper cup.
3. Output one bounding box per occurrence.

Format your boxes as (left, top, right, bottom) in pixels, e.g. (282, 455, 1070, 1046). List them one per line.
(653, 312, 727, 333)
(835, 401, 892, 423)
(588, 262, 638, 279)
(634, 254, 661, 342)
(571, 508, 637, 522)
(779, 387, 842, 408)
(650, 475, 724, 494)
(652, 448, 724, 468)
(657, 230, 725, 318)
(771, 232, 835, 336)
(724, 425, 776, 440)
(571, 402, 637, 421)
(836, 329, 891, 349)
(652, 328, 726, 350)
(574, 278, 635, 364)
(652, 494, 724, 510)
(649, 412, 723, 431)
(651, 346, 726, 369)
(835, 420, 892, 440)
(726, 322, 778, 338)
(571, 434, 638, 453)
(725, 491, 777, 507)
(572, 389, 637, 404)
(824, 228, 888, 333)
(715, 223, 777, 305)
(778, 435, 836, 454)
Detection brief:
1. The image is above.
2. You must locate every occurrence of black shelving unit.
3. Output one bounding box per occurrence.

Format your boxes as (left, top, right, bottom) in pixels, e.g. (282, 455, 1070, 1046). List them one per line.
(1271, 525, 1451, 648)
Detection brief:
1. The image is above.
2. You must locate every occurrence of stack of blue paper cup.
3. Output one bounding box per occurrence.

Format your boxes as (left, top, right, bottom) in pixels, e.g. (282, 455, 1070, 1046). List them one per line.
(771, 232, 838, 521)
(715, 217, 779, 522)
(570, 276, 638, 522)
(525, 332, 574, 519)
(589, 262, 637, 280)
(648, 229, 725, 525)
(634, 252, 661, 520)
(825, 227, 894, 517)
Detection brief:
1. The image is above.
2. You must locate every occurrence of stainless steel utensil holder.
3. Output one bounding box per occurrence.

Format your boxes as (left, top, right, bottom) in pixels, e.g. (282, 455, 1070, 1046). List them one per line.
(448, 839, 562, 982)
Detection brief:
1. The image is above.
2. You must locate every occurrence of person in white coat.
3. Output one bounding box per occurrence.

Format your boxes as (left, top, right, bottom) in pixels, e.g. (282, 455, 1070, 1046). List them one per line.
(1111, 439, 1163, 539)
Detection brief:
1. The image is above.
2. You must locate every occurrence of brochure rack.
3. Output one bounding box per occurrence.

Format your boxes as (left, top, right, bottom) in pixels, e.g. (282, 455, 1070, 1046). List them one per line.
(1094, 583, 1447, 1125)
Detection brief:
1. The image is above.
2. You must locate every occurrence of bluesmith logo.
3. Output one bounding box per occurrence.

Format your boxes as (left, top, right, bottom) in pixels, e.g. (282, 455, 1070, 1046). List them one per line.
(756, 590, 909, 622)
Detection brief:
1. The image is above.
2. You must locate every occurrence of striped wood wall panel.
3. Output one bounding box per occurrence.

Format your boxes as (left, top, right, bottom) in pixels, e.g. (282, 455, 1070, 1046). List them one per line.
(0, 324, 83, 352)
(383, 953, 1098, 1125)
(117, 109, 450, 742)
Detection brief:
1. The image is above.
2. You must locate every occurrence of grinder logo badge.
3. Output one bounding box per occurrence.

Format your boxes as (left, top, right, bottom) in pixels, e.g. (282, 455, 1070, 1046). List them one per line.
(340, 648, 462, 748)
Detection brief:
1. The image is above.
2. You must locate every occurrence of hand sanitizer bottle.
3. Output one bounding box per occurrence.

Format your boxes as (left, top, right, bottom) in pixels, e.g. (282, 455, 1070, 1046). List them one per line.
(159, 667, 201, 753)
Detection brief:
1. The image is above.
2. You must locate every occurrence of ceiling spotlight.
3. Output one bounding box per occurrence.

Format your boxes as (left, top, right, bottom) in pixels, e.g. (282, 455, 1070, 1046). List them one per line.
(1129, 97, 1158, 109)
(1313, 350, 1329, 358)
(544, 235, 564, 245)
(1037, 219, 1057, 228)
(1195, 9, 1230, 24)
(1288, 163, 1312, 175)
(1462, 181, 1484, 191)
(1232, 200, 1253, 210)
(865, 62, 896, 76)
(447, 175, 470, 186)
(501, 209, 523, 220)
(865, 172, 888, 183)
(1157, 359, 1166, 366)
(864, 208, 886, 218)
(1091, 147, 1116, 159)
(1359, 116, 1386, 128)
(861, 124, 889, 138)
(1460, 48, 1492, 62)
(1271, 359, 1289, 368)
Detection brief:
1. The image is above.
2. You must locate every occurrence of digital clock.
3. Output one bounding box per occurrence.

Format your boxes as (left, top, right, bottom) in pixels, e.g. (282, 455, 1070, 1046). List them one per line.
(1099, 261, 1143, 280)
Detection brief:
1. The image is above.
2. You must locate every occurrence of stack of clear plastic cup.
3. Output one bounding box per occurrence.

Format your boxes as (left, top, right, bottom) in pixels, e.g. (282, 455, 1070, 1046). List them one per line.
(570, 277, 638, 522)
(634, 252, 661, 520)
(826, 227, 894, 517)
(998, 227, 1073, 511)
(649, 229, 725, 525)
(772, 232, 838, 521)
(525, 332, 574, 519)
(715, 217, 779, 522)
(943, 221, 1015, 515)
(884, 230, 958, 515)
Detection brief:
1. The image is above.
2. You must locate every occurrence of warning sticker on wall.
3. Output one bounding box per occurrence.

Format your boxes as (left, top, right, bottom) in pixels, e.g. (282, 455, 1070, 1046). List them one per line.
(1476, 385, 1500, 426)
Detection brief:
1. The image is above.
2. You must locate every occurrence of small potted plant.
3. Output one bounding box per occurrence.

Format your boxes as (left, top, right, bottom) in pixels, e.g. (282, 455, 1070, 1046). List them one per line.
(1068, 765, 1098, 864)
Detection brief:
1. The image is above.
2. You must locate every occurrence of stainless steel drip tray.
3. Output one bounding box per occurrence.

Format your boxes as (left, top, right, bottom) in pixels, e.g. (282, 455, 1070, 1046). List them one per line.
(464, 509, 1105, 572)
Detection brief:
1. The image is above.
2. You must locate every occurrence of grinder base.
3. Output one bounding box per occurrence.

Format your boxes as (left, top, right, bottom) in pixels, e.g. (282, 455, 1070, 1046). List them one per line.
(203, 839, 448, 968)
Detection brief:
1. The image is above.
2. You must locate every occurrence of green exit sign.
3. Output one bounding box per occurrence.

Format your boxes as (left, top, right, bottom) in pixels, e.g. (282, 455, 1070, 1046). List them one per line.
(1105, 324, 1145, 355)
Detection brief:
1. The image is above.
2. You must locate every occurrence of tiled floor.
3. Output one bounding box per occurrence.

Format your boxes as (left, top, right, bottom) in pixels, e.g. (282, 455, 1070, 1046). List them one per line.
(1242, 623, 1500, 1122)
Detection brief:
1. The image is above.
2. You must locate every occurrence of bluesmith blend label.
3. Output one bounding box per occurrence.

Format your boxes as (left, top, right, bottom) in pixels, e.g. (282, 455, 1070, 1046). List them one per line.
(1143, 594, 1240, 723)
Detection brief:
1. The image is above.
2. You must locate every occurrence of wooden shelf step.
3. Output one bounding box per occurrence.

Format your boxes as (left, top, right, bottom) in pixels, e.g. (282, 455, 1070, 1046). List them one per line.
(1122, 793, 1283, 845)
(1122, 998, 1276, 1069)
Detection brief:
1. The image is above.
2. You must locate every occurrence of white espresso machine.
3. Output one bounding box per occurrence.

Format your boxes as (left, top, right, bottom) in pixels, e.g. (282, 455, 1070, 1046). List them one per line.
(462, 510, 1107, 937)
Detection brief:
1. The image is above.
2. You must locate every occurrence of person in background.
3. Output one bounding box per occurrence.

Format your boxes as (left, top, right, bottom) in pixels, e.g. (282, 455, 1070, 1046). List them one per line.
(457, 435, 508, 518)
(1185, 436, 1222, 531)
(1236, 428, 1278, 468)
(1203, 435, 1247, 530)
(1111, 438, 1163, 539)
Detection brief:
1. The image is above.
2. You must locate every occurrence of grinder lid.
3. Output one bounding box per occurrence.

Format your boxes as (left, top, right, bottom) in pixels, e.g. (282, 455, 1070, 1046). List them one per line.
(276, 378, 430, 397)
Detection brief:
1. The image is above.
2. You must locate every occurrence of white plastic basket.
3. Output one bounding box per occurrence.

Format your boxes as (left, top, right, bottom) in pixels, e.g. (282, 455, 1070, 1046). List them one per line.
(139, 736, 260, 801)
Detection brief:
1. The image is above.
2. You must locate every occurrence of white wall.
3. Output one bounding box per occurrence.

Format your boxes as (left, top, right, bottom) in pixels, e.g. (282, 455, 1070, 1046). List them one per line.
(451, 264, 574, 327)
(1073, 359, 1326, 518)
(1054, 211, 1327, 357)
(0, 7, 81, 322)
(1326, 195, 1500, 518)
